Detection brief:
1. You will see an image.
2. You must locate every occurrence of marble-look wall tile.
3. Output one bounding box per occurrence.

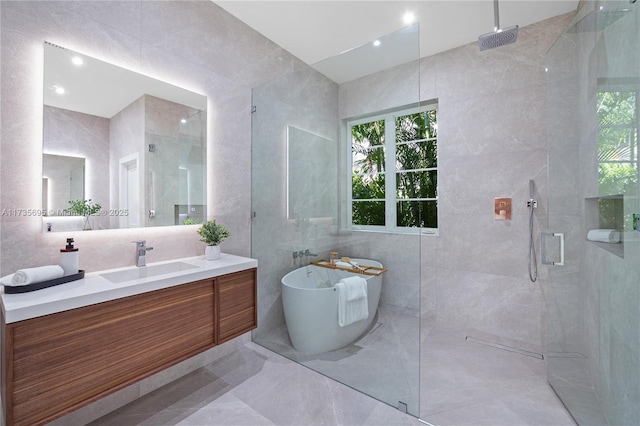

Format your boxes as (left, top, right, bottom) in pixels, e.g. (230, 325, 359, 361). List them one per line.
(353, 232, 422, 311)
(46, 1, 143, 42)
(433, 12, 575, 105)
(420, 235, 437, 322)
(437, 268, 545, 346)
(140, 1, 292, 91)
(439, 85, 547, 158)
(439, 149, 548, 216)
(339, 60, 420, 119)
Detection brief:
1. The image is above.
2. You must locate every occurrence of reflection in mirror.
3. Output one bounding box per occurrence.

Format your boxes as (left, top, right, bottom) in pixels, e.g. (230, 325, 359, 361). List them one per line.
(42, 154, 85, 214)
(42, 42, 207, 231)
(287, 126, 336, 219)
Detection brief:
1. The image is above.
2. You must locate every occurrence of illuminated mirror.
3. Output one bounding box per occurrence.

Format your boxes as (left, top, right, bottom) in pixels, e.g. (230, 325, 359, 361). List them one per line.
(42, 42, 207, 231)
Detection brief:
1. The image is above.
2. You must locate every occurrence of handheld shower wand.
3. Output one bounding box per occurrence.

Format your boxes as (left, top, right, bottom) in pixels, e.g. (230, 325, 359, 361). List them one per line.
(528, 180, 538, 282)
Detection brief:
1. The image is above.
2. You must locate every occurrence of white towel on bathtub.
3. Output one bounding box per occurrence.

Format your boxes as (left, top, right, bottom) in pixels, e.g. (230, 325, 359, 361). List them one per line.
(335, 276, 368, 327)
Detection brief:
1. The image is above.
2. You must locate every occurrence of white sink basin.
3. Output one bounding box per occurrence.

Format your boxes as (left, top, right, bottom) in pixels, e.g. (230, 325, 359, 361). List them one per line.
(101, 262, 199, 283)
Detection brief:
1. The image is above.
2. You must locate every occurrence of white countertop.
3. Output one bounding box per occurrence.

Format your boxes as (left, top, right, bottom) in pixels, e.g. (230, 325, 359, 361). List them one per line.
(1, 254, 257, 323)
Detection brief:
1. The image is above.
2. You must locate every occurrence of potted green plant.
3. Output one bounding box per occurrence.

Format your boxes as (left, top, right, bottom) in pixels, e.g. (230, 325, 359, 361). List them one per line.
(66, 199, 102, 230)
(197, 220, 230, 260)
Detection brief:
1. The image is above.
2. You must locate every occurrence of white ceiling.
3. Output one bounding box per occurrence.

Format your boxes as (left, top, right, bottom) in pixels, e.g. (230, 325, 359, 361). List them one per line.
(215, 1, 579, 65)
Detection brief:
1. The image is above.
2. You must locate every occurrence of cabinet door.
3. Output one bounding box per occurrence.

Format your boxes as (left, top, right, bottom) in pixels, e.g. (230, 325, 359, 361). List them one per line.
(5, 279, 215, 426)
(216, 268, 257, 343)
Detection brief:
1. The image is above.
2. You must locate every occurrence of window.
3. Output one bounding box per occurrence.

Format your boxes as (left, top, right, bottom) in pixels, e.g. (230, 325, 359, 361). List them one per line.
(597, 90, 638, 196)
(348, 104, 438, 232)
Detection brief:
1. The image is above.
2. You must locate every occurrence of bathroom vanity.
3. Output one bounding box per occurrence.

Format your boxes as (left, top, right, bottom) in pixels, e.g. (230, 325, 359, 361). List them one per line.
(0, 254, 257, 426)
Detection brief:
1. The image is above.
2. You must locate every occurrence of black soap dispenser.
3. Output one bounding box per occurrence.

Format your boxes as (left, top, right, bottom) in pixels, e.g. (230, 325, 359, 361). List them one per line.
(59, 238, 79, 276)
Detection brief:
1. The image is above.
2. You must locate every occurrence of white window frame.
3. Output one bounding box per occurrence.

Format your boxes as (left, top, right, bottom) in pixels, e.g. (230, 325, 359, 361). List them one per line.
(347, 104, 438, 235)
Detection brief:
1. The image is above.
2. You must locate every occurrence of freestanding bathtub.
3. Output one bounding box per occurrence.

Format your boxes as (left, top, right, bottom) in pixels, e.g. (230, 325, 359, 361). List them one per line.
(281, 259, 383, 354)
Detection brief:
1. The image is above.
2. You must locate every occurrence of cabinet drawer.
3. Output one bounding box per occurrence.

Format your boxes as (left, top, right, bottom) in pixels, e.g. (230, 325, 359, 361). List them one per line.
(216, 268, 257, 343)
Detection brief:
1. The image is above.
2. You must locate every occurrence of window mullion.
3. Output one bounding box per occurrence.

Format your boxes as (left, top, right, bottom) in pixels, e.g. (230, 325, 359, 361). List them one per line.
(385, 114, 396, 229)
(347, 123, 354, 227)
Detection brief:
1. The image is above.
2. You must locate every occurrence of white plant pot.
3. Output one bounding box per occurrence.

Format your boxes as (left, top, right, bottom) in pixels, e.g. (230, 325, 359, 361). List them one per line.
(205, 245, 221, 261)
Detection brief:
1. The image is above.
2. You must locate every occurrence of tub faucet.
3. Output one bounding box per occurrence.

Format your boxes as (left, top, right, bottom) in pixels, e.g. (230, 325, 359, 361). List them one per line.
(292, 249, 317, 260)
(134, 240, 154, 267)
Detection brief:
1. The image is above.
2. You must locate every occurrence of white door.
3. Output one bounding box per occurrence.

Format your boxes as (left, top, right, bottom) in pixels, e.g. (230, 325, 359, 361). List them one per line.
(119, 155, 140, 228)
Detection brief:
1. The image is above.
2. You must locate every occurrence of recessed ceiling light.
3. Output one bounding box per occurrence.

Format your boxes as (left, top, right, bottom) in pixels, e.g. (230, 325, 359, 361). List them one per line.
(71, 56, 84, 66)
(373, 40, 381, 47)
(403, 11, 416, 25)
(54, 86, 65, 95)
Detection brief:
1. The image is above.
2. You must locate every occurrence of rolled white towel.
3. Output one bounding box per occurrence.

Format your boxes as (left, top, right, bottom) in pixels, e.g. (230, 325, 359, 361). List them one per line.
(0, 274, 15, 286)
(10, 265, 64, 286)
(587, 229, 620, 244)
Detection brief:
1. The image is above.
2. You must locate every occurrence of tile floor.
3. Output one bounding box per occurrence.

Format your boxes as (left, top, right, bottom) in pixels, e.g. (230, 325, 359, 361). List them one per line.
(254, 304, 421, 416)
(85, 306, 577, 426)
(88, 342, 419, 426)
(421, 325, 576, 425)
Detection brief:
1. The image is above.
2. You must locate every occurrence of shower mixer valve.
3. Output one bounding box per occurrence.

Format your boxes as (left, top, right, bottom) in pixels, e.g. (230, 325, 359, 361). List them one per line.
(292, 249, 318, 259)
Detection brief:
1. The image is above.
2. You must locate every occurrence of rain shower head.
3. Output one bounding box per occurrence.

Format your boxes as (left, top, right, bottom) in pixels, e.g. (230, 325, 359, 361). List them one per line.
(478, 0, 518, 51)
(479, 26, 519, 51)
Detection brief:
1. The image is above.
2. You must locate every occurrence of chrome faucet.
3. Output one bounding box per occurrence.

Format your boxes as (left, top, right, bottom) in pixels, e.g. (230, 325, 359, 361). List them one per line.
(134, 240, 154, 267)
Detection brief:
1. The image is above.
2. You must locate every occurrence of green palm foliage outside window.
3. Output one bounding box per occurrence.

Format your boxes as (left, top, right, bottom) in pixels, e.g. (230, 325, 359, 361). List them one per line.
(597, 91, 638, 196)
(350, 106, 438, 230)
(352, 119, 386, 225)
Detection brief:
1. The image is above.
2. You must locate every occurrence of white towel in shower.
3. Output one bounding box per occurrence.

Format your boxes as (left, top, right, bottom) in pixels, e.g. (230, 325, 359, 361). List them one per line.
(335, 276, 368, 327)
(587, 229, 620, 243)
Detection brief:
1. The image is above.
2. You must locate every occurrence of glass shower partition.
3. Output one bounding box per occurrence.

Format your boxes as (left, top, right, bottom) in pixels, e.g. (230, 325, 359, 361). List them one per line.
(546, 2, 639, 424)
(251, 24, 422, 416)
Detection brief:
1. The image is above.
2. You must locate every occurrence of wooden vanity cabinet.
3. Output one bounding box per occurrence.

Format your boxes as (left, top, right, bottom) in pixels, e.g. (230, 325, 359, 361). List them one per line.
(1, 268, 257, 426)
